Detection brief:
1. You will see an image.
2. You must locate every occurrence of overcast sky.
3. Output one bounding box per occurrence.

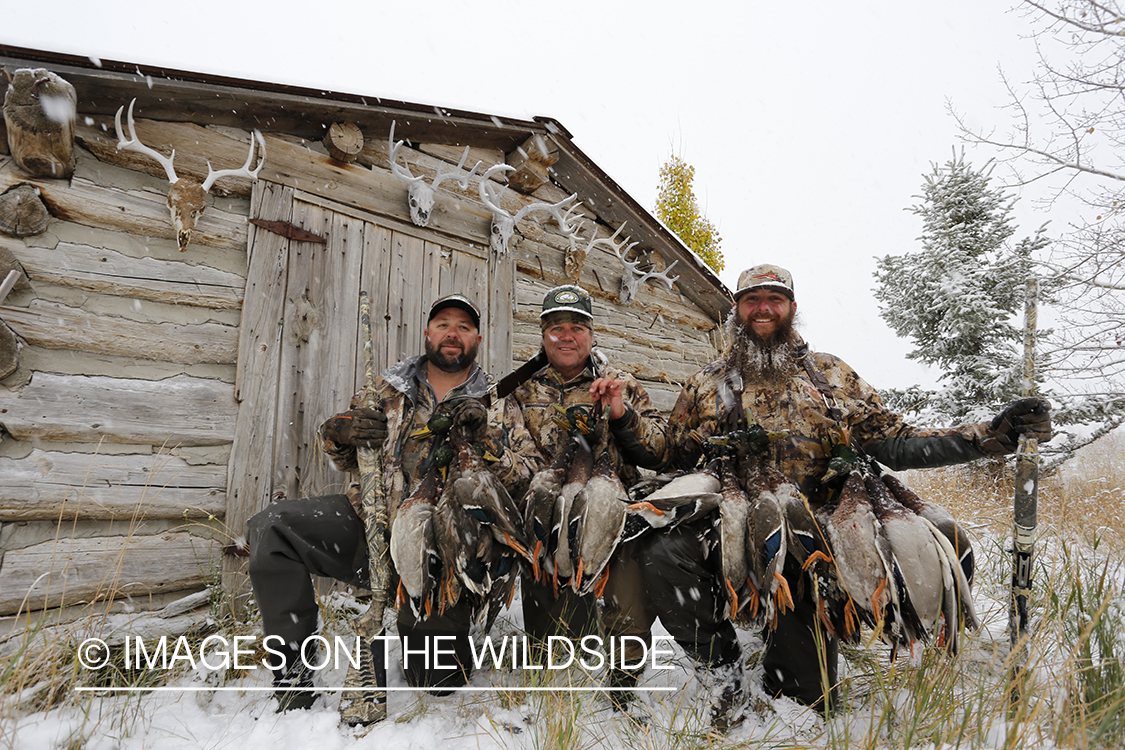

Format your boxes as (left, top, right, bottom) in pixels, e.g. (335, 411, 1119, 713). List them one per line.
(2, 1, 1050, 391)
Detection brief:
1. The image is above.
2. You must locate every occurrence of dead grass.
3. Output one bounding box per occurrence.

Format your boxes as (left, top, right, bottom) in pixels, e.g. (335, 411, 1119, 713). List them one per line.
(896, 429, 1125, 544)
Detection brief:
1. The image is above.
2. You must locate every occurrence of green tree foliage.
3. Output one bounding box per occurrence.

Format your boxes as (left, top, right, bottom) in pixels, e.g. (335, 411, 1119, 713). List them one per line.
(654, 155, 724, 272)
(874, 153, 1047, 424)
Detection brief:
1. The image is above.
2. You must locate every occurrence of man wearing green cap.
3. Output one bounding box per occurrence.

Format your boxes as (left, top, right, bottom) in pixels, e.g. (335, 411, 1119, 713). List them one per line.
(248, 293, 541, 716)
(640, 264, 1053, 728)
(503, 284, 669, 712)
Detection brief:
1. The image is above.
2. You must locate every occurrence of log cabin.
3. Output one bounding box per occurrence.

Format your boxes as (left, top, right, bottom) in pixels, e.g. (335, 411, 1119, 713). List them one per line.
(0, 45, 732, 648)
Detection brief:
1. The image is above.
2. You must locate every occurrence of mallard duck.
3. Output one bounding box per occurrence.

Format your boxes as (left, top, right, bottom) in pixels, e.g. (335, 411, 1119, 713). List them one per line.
(707, 421, 793, 627)
(813, 469, 895, 642)
(864, 473, 946, 655)
(743, 466, 791, 627)
(389, 462, 444, 620)
(522, 413, 580, 583)
(623, 463, 722, 539)
(881, 474, 975, 587)
(568, 408, 631, 597)
(552, 413, 595, 592)
(880, 474, 979, 647)
(715, 456, 753, 624)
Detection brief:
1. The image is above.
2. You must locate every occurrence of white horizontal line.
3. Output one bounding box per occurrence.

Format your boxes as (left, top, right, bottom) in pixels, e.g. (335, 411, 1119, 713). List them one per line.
(75, 686, 677, 693)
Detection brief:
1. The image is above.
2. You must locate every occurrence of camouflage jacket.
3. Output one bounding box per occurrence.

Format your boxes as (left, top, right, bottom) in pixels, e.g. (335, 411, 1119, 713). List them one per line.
(511, 349, 668, 489)
(668, 338, 999, 506)
(319, 355, 542, 520)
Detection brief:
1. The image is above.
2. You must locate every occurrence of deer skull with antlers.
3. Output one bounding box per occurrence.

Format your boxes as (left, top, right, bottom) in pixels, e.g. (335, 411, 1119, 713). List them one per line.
(387, 121, 481, 227)
(478, 164, 582, 257)
(114, 99, 266, 251)
(615, 243, 680, 306)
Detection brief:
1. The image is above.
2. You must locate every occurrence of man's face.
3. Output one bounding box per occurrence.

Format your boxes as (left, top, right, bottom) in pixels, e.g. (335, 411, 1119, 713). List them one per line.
(542, 319, 593, 379)
(424, 307, 481, 373)
(736, 289, 796, 343)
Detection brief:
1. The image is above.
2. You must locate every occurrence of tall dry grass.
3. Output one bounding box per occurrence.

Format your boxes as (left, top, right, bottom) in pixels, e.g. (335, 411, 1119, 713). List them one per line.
(897, 429, 1125, 542)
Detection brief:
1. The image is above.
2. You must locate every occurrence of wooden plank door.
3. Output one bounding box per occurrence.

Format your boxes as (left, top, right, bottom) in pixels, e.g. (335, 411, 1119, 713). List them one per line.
(224, 186, 507, 607)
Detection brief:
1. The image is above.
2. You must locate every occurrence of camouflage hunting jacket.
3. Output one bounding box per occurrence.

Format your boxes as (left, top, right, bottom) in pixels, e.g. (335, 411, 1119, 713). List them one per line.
(511, 349, 669, 489)
(319, 355, 542, 520)
(668, 338, 999, 506)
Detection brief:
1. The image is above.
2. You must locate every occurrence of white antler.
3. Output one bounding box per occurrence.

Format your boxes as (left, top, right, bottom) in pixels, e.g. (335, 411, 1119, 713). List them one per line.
(387, 121, 480, 227)
(201, 131, 266, 192)
(114, 98, 265, 252)
(115, 98, 178, 183)
(431, 146, 482, 193)
(614, 242, 680, 306)
(478, 164, 581, 256)
(387, 121, 424, 186)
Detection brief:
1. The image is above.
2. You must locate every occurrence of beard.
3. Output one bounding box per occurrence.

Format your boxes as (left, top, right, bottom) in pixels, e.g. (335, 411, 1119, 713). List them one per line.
(723, 307, 800, 381)
(424, 336, 479, 373)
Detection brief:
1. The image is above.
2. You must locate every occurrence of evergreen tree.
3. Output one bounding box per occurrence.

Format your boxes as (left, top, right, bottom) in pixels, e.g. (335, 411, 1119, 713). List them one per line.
(654, 155, 724, 272)
(874, 154, 1045, 424)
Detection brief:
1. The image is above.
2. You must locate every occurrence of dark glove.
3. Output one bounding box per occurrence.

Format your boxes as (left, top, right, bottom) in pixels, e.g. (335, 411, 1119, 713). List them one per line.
(321, 407, 387, 449)
(451, 399, 489, 438)
(989, 397, 1053, 451)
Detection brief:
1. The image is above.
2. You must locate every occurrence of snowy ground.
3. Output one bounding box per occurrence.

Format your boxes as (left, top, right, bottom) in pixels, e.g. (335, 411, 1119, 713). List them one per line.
(1, 530, 1073, 750)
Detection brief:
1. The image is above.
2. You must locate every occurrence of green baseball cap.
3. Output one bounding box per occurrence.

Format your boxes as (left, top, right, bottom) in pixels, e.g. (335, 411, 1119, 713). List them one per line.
(540, 285, 593, 320)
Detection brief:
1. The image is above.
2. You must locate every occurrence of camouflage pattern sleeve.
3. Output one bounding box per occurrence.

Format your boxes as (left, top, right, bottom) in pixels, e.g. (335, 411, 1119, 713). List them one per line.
(666, 364, 723, 470)
(484, 394, 544, 500)
(821, 353, 999, 460)
(609, 371, 670, 469)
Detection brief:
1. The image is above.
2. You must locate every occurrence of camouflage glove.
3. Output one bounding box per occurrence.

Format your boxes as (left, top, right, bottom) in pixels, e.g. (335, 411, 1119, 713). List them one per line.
(320, 407, 388, 449)
(988, 397, 1053, 451)
(451, 399, 489, 438)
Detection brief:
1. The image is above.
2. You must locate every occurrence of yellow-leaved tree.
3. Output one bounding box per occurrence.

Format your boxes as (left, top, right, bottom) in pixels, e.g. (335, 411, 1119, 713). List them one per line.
(654, 155, 724, 272)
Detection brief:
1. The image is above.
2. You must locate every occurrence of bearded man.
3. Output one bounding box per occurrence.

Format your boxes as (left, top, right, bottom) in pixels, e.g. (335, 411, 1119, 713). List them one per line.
(639, 264, 1053, 728)
(248, 294, 540, 714)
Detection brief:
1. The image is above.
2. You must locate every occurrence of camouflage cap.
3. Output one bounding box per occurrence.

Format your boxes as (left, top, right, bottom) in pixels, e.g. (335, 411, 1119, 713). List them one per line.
(540, 285, 593, 320)
(733, 264, 795, 301)
(428, 293, 481, 328)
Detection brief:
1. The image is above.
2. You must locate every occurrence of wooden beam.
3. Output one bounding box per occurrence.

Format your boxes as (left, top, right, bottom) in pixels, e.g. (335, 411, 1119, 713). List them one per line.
(0, 533, 219, 616)
(0, 300, 238, 365)
(6, 241, 244, 309)
(0, 449, 226, 521)
(0, 372, 236, 446)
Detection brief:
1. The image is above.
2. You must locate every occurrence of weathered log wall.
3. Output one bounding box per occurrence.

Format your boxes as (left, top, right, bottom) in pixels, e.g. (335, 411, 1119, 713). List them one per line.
(0, 129, 245, 619)
(0, 89, 723, 628)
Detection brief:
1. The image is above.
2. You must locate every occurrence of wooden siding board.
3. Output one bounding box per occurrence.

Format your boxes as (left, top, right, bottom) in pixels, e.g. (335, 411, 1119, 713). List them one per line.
(0, 450, 225, 521)
(0, 372, 236, 446)
(0, 533, 219, 616)
(8, 242, 245, 310)
(0, 300, 238, 365)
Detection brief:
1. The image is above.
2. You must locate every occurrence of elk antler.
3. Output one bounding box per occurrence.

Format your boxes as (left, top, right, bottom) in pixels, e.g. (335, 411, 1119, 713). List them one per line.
(387, 121, 481, 227)
(478, 164, 581, 256)
(614, 242, 680, 306)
